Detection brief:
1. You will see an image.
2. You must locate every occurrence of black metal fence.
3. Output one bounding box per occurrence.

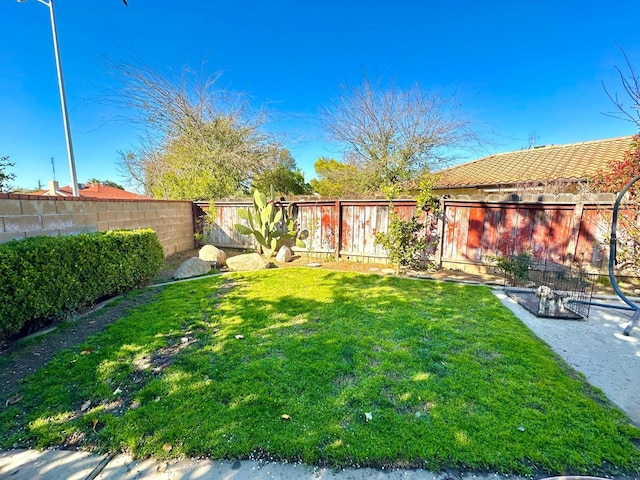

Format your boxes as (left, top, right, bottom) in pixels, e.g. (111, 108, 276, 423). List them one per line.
(504, 260, 596, 319)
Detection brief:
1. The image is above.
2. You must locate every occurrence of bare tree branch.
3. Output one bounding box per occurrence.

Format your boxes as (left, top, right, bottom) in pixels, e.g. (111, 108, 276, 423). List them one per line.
(101, 58, 278, 199)
(320, 75, 480, 193)
(602, 43, 640, 129)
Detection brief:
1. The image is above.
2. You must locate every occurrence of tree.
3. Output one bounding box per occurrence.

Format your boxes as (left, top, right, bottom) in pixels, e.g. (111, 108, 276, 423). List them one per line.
(252, 149, 312, 196)
(596, 47, 640, 273)
(87, 178, 125, 190)
(0, 156, 16, 193)
(603, 45, 640, 131)
(320, 75, 478, 194)
(374, 180, 440, 274)
(591, 135, 640, 195)
(310, 157, 363, 197)
(106, 60, 277, 200)
(591, 135, 640, 273)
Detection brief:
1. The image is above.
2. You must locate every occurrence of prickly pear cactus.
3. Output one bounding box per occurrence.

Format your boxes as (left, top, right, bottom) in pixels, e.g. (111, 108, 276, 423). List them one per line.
(233, 186, 305, 257)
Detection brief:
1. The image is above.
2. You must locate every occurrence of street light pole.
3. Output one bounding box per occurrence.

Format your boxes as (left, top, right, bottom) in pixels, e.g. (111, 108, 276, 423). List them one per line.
(18, 0, 79, 196)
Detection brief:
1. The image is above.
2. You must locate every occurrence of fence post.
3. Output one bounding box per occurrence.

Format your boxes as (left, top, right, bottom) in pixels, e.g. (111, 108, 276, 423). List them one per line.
(434, 198, 446, 269)
(565, 202, 584, 265)
(335, 199, 342, 260)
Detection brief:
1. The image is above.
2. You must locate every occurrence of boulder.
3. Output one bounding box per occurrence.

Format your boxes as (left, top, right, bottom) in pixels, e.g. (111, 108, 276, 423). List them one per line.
(199, 244, 227, 266)
(226, 253, 271, 272)
(173, 257, 212, 279)
(275, 246, 293, 263)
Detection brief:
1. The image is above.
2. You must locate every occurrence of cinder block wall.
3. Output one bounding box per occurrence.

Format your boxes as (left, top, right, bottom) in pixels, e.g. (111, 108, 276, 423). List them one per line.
(0, 194, 195, 256)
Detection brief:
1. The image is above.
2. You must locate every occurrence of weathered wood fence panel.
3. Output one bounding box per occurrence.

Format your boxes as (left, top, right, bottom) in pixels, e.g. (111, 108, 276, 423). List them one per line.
(197, 199, 415, 264)
(340, 203, 390, 260)
(202, 201, 256, 249)
(296, 201, 338, 255)
(196, 196, 618, 272)
(575, 206, 608, 266)
(439, 200, 613, 271)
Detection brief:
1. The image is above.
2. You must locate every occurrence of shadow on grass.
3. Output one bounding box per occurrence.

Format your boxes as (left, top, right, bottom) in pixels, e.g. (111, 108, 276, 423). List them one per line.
(1, 269, 639, 477)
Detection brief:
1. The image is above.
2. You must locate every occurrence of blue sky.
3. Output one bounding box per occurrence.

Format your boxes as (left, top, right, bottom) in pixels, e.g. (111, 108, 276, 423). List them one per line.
(2, 0, 640, 191)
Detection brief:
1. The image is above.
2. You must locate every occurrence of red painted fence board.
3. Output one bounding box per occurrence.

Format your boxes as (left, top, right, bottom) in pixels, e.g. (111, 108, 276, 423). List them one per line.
(197, 198, 620, 272)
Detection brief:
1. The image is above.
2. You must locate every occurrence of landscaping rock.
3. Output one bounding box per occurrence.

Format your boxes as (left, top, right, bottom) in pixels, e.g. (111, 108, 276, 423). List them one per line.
(226, 253, 270, 272)
(199, 244, 227, 267)
(275, 246, 293, 263)
(381, 268, 396, 275)
(173, 257, 212, 279)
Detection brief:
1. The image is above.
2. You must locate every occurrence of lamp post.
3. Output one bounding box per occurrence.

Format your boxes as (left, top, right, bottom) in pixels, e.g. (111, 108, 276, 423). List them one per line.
(17, 0, 79, 196)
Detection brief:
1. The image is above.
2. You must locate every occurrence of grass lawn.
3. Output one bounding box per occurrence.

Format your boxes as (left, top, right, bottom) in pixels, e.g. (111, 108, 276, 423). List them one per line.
(1, 268, 638, 476)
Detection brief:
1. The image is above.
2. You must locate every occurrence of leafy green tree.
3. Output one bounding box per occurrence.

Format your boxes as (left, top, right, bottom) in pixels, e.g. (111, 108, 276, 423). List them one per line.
(252, 149, 312, 196)
(374, 180, 440, 274)
(321, 75, 478, 194)
(108, 60, 277, 200)
(0, 157, 16, 193)
(375, 212, 427, 275)
(310, 157, 363, 197)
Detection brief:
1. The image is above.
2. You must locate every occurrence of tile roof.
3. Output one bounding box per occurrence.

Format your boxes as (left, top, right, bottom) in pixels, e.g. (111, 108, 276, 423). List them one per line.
(37, 183, 150, 199)
(435, 135, 634, 189)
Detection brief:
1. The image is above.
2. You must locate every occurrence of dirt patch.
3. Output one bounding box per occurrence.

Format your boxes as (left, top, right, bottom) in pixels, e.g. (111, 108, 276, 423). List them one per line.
(166, 247, 507, 284)
(158, 247, 638, 295)
(0, 288, 161, 401)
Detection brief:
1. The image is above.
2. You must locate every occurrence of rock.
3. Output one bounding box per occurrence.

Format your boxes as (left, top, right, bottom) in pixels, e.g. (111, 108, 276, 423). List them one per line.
(173, 257, 212, 279)
(275, 246, 293, 263)
(226, 253, 271, 272)
(199, 244, 227, 266)
(381, 268, 396, 275)
(306, 262, 322, 267)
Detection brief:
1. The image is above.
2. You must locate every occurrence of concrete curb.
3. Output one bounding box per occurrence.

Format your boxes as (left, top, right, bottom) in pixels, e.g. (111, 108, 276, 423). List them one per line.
(0, 449, 534, 480)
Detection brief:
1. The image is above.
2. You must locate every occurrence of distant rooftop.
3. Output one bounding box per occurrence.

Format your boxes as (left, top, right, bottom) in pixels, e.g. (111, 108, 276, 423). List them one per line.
(37, 181, 150, 200)
(435, 135, 634, 190)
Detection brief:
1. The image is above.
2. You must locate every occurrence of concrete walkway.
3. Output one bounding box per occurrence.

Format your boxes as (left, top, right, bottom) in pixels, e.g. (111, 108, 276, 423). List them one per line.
(495, 292, 640, 427)
(0, 449, 535, 480)
(1, 291, 638, 479)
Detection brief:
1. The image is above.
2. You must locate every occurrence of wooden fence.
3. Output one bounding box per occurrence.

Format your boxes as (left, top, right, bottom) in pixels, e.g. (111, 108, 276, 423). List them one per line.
(195, 195, 619, 272)
(439, 199, 614, 272)
(195, 199, 426, 264)
(196, 199, 422, 263)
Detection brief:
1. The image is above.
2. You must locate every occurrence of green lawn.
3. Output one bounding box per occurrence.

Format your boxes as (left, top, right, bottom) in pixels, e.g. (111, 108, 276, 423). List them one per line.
(1, 268, 638, 476)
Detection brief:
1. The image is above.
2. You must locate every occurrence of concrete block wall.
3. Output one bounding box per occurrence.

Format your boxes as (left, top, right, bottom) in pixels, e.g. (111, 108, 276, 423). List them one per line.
(0, 194, 195, 256)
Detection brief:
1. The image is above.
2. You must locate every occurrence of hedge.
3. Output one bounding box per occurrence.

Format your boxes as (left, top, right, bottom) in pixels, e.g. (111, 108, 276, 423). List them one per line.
(0, 229, 164, 341)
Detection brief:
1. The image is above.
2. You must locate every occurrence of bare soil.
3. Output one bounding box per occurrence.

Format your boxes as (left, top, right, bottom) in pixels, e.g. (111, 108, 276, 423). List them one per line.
(0, 289, 161, 401)
(1, 248, 637, 404)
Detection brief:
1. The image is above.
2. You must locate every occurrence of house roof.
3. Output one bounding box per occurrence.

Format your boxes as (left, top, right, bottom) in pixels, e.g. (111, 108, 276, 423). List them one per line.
(435, 135, 634, 190)
(37, 183, 150, 200)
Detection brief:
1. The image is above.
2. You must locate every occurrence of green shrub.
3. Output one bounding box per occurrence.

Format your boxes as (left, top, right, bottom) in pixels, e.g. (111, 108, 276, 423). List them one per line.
(486, 251, 533, 281)
(0, 229, 164, 340)
(374, 211, 427, 274)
